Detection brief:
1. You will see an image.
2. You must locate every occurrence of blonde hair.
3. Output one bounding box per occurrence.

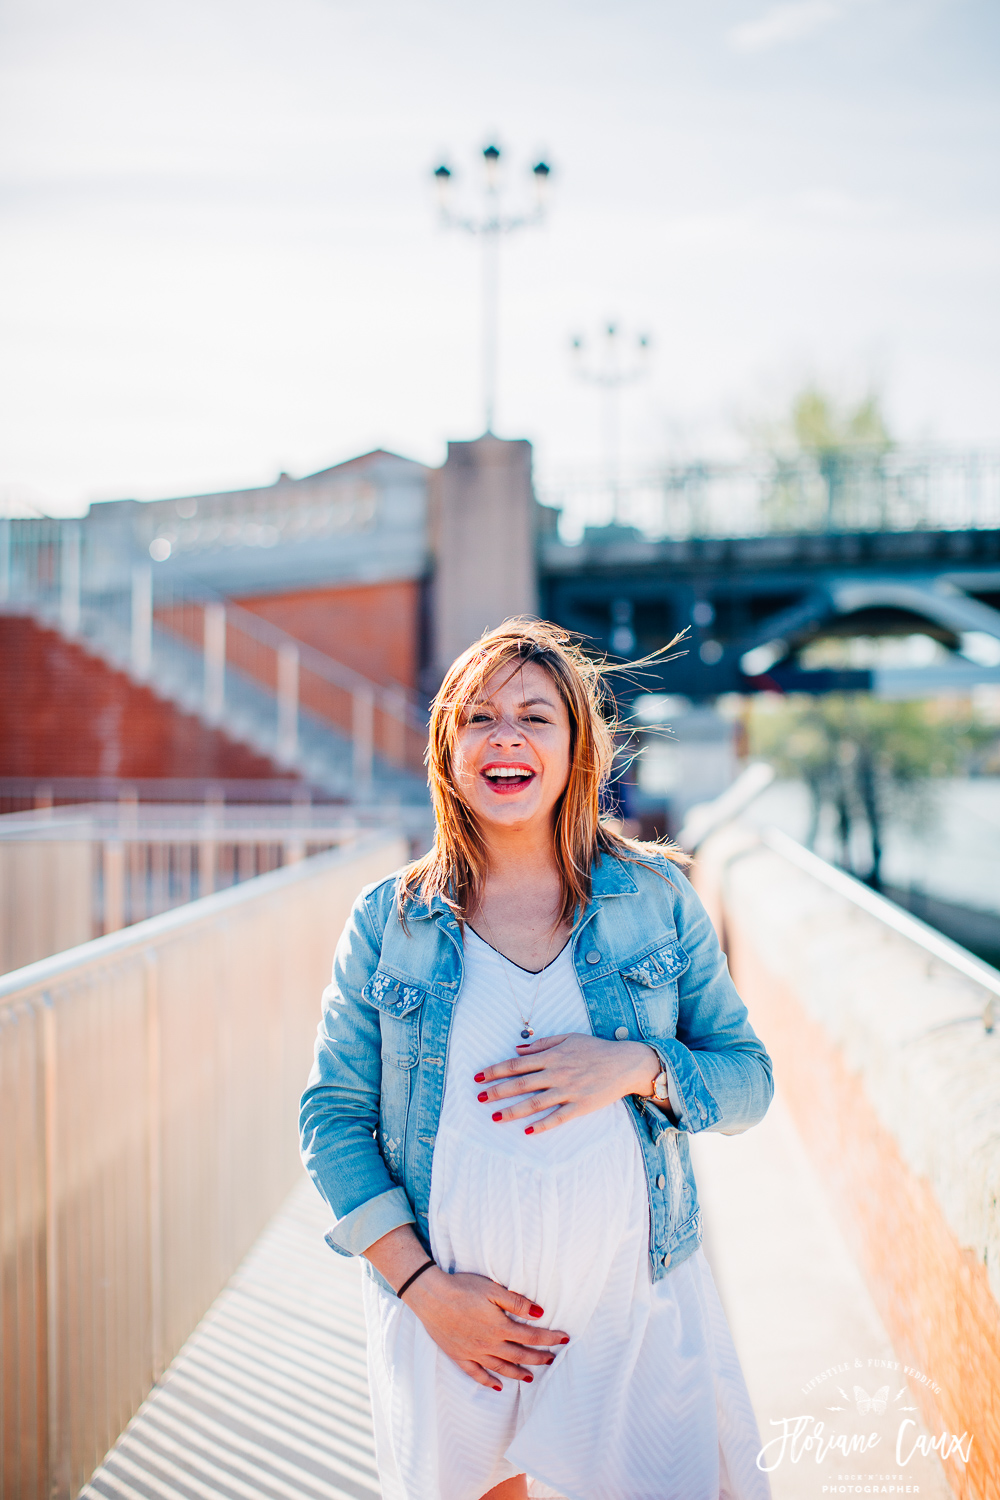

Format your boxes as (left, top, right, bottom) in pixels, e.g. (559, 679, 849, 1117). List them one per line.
(398, 617, 686, 925)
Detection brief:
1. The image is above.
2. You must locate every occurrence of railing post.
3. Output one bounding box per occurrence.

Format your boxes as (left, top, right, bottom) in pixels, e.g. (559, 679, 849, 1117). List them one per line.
(198, 837, 217, 896)
(352, 685, 374, 790)
(144, 949, 164, 1382)
(203, 603, 226, 724)
(385, 687, 407, 767)
(59, 521, 81, 636)
(277, 642, 299, 765)
(42, 996, 71, 1500)
(103, 843, 125, 933)
(0, 517, 10, 603)
(131, 565, 153, 681)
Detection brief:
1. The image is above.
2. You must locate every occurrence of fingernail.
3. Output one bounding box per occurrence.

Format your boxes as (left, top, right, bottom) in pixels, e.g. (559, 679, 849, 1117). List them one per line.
(477, 1091, 489, 1102)
(529, 1304, 544, 1317)
(474, 1072, 485, 1082)
(523, 1374, 533, 1383)
(492, 1111, 502, 1122)
(524, 1126, 534, 1134)
(493, 1383, 502, 1392)
(559, 1336, 570, 1344)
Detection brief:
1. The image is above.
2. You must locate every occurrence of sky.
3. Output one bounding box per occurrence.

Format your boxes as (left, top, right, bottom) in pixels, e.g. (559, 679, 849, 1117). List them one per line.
(1, 0, 998, 513)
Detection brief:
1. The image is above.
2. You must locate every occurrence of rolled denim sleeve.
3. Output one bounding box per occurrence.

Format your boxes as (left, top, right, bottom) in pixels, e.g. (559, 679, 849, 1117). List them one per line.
(642, 864, 773, 1136)
(299, 883, 417, 1257)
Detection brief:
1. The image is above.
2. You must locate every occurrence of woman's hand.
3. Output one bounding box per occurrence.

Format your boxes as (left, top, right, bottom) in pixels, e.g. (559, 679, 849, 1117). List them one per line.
(474, 1033, 662, 1133)
(403, 1267, 570, 1391)
(363, 1224, 569, 1391)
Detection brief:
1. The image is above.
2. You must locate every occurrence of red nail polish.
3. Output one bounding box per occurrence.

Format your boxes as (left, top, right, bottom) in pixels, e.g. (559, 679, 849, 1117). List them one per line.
(493, 1383, 502, 1392)
(529, 1304, 544, 1317)
(474, 1073, 485, 1083)
(492, 1111, 502, 1121)
(477, 1091, 489, 1102)
(523, 1374, 533, 1383)
(524, 1126, 534, 1134)
(559, 1336, 570, 1344)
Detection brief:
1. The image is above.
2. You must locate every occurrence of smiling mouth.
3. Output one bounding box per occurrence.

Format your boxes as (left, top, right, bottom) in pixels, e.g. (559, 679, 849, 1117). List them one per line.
(482, 766, 535, 792)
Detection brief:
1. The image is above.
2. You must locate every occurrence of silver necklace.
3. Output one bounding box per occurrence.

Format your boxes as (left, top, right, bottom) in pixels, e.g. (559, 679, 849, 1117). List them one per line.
(475, 906, 558, 1040)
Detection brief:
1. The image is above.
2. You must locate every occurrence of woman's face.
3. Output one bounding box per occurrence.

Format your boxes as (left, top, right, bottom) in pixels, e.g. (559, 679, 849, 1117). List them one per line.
(451, 660, 572, 837)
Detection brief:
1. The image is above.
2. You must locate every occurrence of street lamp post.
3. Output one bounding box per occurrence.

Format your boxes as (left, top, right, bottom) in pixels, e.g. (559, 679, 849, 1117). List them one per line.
(433, 145, 551, 435)
(571, 322, 651, 522)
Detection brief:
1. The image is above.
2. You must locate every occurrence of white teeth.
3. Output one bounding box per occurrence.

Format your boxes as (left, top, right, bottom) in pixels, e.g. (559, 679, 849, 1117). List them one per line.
(485, 767, 531, 779)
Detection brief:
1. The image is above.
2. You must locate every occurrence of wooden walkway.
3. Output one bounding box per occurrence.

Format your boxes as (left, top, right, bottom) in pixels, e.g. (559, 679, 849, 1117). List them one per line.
(80, 1181, 381, 1500)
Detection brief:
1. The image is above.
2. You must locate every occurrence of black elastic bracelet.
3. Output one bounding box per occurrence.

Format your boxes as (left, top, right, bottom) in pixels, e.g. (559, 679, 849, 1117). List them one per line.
(396, 1258, 436, 1299)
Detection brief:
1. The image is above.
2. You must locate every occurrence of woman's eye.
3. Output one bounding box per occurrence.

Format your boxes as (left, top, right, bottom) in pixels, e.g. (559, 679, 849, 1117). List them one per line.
(468, 713, 493, 725)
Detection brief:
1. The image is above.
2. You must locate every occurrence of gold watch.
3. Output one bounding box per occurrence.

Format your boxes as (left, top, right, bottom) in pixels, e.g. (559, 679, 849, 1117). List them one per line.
(651, 1069, 670, 1103)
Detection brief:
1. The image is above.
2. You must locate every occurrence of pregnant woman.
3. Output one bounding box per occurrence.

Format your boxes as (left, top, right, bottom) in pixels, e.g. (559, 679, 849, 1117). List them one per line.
(300, 619, 774, 1500)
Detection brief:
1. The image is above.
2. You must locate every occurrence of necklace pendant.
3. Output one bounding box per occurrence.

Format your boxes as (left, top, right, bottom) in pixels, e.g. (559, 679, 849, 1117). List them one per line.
(520, 1026, 534, 1039)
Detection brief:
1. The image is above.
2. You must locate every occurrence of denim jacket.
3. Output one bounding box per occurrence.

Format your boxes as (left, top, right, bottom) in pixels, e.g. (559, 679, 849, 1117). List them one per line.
(299, 851, 773, 1288)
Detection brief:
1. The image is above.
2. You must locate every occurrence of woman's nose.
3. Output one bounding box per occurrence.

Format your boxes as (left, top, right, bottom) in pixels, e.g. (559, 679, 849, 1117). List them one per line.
(489, 714, 523, 746)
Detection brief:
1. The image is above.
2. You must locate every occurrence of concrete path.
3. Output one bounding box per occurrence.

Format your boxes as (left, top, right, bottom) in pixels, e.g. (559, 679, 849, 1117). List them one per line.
(692, 1086, 953, 1500)
(81, 1095, 955, 1500)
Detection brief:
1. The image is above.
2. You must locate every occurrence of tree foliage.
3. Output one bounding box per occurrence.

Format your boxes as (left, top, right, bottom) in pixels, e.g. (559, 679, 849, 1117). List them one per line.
(748, 382, 894, 459)
(748, 695, 985, 887)
(787, 386, 893, 457)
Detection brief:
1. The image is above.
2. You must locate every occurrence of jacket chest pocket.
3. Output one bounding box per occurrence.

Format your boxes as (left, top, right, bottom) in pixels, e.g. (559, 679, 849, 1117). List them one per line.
(619, 941, 690, 1038)
(363, 969, 426, 1069)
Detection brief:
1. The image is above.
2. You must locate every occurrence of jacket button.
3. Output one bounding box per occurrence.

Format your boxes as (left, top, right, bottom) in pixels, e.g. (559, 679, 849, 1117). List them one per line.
(656, 1173, 666, 1189)
(585, 950, 601, 965)
(661, 1252, 671, 1268)
(614, 1025, 628, 1040)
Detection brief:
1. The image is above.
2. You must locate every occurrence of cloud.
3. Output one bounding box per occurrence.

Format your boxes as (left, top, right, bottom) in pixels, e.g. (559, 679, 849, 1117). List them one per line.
(728, 1, 847, 53)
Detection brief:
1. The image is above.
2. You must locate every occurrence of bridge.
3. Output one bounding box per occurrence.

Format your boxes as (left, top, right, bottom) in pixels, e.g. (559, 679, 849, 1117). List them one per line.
(4, 447, 1000, 763)
(3, 442, 999, 1500)
(538, 450, 1000, 702)
(2, 815, 998, 1500)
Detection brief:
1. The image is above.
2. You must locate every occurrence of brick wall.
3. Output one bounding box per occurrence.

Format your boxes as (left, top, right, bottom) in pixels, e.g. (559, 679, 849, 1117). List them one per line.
(235, 579, 423, 689)
(0, 615, 291, 781)
(693, 827, 1000, 1500)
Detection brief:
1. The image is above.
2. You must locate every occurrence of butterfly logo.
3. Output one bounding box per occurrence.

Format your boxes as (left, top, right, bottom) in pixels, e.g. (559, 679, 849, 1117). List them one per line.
(854, 1385, 889, 1415)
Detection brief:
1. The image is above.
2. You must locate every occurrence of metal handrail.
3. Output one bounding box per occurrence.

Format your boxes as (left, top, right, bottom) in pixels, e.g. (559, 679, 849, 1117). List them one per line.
(221, 594, 426, 727)
(538, 446, 1000, 540)
(0, 832, 407, 1499)
(0, 521, 430, 783)
(761, 827, 1000, 1010)
(0, 834, 385, 1003)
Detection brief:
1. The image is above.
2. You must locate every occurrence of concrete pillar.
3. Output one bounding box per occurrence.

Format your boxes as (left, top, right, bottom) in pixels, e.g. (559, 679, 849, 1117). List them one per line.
(431, 435, 538, 678)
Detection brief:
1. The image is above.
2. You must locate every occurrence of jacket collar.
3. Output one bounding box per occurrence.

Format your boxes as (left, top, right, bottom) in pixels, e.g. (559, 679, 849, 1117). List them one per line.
(406, 850, 639, 923)
(590, 851, 640, 899)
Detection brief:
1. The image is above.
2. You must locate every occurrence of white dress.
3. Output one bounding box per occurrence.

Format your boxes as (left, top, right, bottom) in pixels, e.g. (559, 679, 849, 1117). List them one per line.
(362, 929, 770, 1500)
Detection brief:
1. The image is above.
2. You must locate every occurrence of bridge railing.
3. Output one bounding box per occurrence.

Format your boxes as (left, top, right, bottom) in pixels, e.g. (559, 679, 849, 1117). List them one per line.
(0, 832, 406, 1500)
(0, 802, 421, 972)
(692, 823, 1000, 1499)
(539, 448, 1000, 542)
(0, 519, 429, 787)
